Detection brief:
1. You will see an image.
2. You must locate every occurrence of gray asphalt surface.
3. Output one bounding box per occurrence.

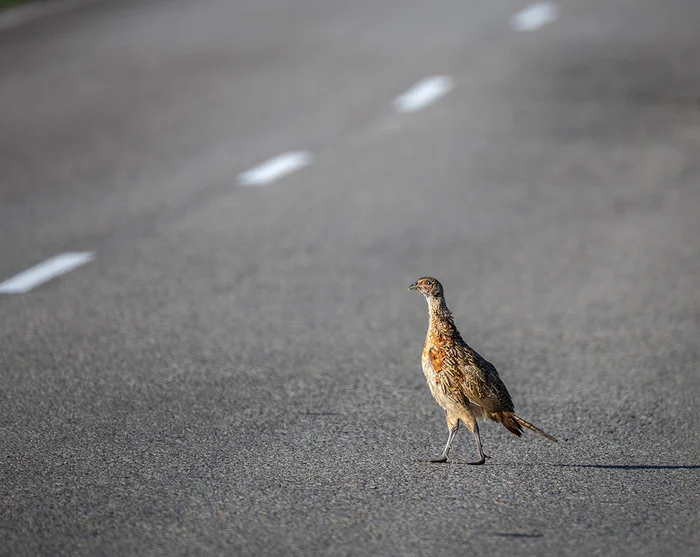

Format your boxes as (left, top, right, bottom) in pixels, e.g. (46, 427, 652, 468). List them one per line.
(1, 0, 699, 555)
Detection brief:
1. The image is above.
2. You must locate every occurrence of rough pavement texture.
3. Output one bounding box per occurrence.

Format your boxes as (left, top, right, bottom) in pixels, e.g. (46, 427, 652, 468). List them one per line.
(1, 0, 699, 555)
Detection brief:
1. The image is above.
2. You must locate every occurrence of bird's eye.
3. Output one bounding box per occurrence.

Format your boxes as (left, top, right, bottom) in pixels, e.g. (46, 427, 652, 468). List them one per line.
(424, 280, 432, 286)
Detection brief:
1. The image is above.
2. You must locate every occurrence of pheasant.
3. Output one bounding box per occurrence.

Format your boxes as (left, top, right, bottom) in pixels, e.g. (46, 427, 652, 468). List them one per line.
(408, 277, 557, 464)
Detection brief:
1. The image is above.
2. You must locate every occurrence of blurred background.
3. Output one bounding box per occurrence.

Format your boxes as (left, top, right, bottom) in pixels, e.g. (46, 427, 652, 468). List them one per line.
(1, 0, 699, 555)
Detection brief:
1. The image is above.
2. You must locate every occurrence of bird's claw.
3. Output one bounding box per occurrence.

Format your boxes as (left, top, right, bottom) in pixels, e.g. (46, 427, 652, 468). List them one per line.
(418, 456, 449, 463)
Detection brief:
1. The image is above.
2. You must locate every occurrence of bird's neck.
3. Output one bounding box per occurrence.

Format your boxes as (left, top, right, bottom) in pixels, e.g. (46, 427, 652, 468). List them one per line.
(427, 296, 457, 334)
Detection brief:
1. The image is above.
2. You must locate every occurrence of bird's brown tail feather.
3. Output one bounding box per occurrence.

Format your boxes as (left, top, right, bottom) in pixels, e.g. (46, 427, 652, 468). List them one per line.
(493, 412, 558, 442)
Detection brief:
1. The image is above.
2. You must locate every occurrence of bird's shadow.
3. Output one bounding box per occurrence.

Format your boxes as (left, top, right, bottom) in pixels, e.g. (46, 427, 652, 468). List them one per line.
(553, 464, 700, 470)
(491, 532, 543, 539)
(487, 463, 700, 470)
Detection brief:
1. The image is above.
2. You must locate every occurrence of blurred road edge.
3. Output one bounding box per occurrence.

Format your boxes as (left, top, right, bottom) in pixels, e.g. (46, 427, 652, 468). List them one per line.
(0, 0, 100, 31)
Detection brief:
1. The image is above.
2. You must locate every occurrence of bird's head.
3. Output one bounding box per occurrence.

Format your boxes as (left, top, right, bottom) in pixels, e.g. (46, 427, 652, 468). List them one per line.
(408, 277, 444, 298)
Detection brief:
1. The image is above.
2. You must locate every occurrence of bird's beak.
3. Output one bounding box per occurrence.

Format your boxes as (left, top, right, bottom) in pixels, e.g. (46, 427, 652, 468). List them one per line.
(408, 282, 418, 291)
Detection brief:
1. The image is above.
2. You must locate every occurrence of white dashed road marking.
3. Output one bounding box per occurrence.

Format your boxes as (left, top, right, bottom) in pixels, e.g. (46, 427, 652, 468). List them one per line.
(393, 76, 454, 113)
(237, 151, 313, 187)
(510, 2, 558, 31)
(0, 252, 95, 294)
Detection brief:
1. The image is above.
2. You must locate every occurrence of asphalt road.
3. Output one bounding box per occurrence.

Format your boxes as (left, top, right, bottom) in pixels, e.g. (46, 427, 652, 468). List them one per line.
(1, 0, 699, 555)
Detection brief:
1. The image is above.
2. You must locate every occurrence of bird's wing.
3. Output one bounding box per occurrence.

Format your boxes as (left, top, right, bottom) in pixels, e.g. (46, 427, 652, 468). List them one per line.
(440, 343, 515, 413)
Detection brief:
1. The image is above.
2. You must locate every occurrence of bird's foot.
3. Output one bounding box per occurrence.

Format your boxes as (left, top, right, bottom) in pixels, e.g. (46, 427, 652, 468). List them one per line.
(465, 457, 486, 466)
(418, 456, 449, 463)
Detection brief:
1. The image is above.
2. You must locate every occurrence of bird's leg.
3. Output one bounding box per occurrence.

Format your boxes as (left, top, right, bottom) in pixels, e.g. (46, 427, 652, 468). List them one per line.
(466, 420, 487, 465)
(426, 416, 459, 463)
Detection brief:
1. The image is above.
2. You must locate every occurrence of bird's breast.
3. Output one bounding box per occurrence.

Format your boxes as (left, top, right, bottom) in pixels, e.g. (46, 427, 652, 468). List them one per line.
(422, 344, 447, 394)
(423, 352, 457, 411)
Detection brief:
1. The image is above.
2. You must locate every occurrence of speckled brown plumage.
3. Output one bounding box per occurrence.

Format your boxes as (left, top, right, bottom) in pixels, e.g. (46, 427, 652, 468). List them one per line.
(408, 277, 557, 464)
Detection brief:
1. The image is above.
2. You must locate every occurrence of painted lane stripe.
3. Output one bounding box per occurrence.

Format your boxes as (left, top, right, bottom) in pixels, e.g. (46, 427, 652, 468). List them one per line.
(393, 76, 454, 113)
(237, 151, 313, 187)
(0, 252, 95, 294)
(511, 2, 558, 31)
